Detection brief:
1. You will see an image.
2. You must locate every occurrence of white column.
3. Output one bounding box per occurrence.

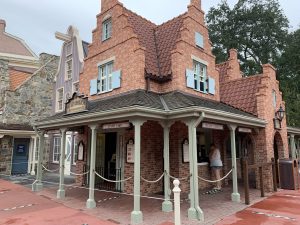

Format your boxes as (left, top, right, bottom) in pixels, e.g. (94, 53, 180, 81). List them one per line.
(228, 124, 240, 202)
(28, 138, 33, 174)
(86, 124, 98, 209)
(161, 121, 173, 212)
(173, 179, 181, 225)
(290, 134, 296, 159)
(32, 131, 45, 192)
(30, 136, 37, 175)
(57, 128, 67, 199)
(131, 119, 145, 224)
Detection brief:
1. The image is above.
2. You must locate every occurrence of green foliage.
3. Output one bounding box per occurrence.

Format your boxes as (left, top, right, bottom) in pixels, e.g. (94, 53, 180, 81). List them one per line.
(277, 29, 300, 127)
(206, 0, 289, 76)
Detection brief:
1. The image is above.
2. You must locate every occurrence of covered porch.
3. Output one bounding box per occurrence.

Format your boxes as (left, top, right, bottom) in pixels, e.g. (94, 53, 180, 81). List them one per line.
(32, 90, 266, 224)
(287, 126, 300, 159)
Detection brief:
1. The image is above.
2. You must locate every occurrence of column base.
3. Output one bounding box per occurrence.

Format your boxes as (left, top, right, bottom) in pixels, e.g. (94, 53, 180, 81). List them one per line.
(188, 207, 204, 221)
(86, 199, 96, 209)
(30, 171, 36, 176)
(162, 200, 173, 212)
(131, 210, 143, 224)
(32, 182, 43, 192)
(231, 192, 241, 202)
(57, 189, 65, 199)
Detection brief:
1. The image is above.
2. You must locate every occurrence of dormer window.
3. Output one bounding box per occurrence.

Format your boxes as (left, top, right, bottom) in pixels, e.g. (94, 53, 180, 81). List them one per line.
(102, 18, 112, 41)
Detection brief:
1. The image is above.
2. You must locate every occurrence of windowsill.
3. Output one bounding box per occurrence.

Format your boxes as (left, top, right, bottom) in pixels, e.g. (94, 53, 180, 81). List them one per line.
(102, 37, 111, 42)
(52, 162, 59, 164)
(198, 162, 209, 166)
(97, 89, 113, 95)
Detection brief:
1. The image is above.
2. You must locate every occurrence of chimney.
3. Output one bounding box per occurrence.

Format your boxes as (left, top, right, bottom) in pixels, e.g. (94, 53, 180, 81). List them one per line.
(190, 0, 202, 9)
(0, 19, 6, 33)
(262, 64, 276, 79)
(101, 0, 119, 12)
(229, 49, 238, 60)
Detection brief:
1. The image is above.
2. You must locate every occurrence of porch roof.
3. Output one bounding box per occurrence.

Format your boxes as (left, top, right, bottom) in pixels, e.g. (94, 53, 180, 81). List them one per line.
(35, 90, 267, 129)
(287, 126, 300, 136)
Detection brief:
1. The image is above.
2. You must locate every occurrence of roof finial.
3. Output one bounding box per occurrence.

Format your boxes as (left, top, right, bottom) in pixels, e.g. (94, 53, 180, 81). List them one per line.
(190, 0, 201, 9)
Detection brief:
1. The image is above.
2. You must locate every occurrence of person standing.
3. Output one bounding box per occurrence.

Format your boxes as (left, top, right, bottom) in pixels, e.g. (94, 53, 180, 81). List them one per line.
(209, 144, 223, 191)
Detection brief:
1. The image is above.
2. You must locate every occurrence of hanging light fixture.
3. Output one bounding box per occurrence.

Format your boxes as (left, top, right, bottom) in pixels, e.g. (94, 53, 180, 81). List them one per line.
(276, 105, 285, 121)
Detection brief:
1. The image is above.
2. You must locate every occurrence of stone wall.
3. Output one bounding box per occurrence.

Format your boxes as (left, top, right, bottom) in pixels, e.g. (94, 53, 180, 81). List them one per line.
(0, 136, 13, 174)
(0, 60, 9, 121)
(2, 53, 59, 125)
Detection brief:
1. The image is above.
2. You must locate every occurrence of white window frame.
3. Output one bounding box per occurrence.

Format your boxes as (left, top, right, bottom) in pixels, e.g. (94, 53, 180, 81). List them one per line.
(72, 81, 79, 93)
(53, 136, 61, 163)
(65, 42, 73, 56)
(98, 61, 114, 93)
(65, 55, 73, 80)
(193, 60, 207, 92)
(56, 87, 64, 112)
(102, 18, 112, 41)
(272, 90, 277, 108)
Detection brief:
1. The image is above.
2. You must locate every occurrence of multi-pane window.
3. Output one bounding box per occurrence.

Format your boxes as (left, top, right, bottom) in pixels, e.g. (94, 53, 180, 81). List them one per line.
(53, 137, 61, 163)
(272, 90, 277, 108)
(102, 18, 112, 41)
(57, 88, 64, 111)
(73, 82, 79, 93)
(66, 56, 72, 80)
(98, 62, 113, 93)
(193, 60, 207, 92)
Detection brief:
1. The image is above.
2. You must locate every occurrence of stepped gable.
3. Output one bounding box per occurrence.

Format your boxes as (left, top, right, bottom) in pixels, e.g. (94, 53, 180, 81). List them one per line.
(220, 75, 263, 115)
(125, 8, 184, 82)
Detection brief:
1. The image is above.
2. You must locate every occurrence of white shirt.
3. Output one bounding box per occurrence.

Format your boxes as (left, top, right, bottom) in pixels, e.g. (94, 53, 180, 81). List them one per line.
(210, 148, 223, 167)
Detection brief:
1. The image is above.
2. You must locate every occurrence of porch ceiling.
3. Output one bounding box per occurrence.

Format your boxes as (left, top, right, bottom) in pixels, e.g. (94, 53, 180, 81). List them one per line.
(35, 90, 266, 130)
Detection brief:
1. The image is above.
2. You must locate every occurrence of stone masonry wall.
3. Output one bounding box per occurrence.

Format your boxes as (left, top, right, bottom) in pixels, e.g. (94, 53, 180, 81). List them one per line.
(0, 60, 9, 121)
(2, 54, 59, 125)
(0, 136, 13, 174)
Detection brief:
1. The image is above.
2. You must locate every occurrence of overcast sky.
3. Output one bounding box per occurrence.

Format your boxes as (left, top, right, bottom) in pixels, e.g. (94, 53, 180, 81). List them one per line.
(1, 0, 299, 55)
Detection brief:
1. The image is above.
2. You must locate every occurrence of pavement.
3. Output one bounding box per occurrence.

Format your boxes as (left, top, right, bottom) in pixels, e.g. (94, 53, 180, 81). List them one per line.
(0, 179, 116, 225)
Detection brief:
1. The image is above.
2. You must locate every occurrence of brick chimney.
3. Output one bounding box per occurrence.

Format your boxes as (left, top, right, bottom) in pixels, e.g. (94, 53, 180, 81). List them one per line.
(262, 64, 276, 79)
(0, 19, 6, 33)
(190, 0, 202, 9)
(101, 0, 119, 12)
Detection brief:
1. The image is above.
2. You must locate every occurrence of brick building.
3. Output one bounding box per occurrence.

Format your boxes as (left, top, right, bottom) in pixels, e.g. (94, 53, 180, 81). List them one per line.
(33, 0, 296, 224)
(0, 19, 59, 175)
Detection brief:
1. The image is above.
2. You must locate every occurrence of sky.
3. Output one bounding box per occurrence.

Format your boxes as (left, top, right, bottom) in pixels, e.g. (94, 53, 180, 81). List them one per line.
(1, 0, 299, 56)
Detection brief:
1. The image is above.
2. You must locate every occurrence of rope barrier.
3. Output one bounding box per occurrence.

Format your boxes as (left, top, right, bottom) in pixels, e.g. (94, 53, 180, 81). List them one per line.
(166, 171, 192, 181)
(69, 171, 90, 176)
(141, 172, 165, 183)
(94, 170, 132, 183)
(42, 165, 60, 173)
(198, 169, 233, 183)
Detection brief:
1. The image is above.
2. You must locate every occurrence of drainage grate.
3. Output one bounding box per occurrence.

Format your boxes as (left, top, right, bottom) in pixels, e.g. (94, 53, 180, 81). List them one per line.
(251, 211, 297, 221)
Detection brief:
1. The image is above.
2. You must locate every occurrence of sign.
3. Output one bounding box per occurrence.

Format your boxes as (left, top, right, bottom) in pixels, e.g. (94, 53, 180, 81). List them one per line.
(65, 93, 88, 114)
(77, 141, 84, 161)
(126, 139, 135, 163)
(103, 122, 131, 130)
(17, 145, 25, 153)
(238, 127, 252, 133)
(202, 122, 224, 130)
(182, 139, 189, 163)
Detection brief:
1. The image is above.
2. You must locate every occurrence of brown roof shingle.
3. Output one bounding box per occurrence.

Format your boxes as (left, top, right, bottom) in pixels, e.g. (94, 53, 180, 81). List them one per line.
(9, 68, 32, 91)
(126, 9, 184, 82)
(220, 75, 263, 115)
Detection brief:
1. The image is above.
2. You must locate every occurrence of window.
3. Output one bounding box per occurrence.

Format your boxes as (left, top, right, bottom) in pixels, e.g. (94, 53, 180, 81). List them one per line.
(65, 55, 72, 80)
(53, 136, 61, 163)
(102, 18, 112, 41)
(98, 62, 113, 92)
(73, 82, 79, 93)
(56, 88, 64, 111)
(272, 90, 277, 108)
(193, 60, 207, 92)
(66, 42, 72, 56)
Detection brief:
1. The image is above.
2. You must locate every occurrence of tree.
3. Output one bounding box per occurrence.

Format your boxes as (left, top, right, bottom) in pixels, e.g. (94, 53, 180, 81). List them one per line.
(277, 29, 300, 127)
(206, 0, 289, 76)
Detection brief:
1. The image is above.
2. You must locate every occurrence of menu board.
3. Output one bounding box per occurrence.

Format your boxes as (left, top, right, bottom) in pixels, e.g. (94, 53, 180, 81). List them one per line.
(182, 139, 189, 163)
(126, 139, 135, 163)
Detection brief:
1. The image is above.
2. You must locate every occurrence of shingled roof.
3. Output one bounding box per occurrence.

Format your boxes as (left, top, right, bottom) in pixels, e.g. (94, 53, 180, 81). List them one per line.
(220, 75, 263, 116)
(126, 9, 184, 82)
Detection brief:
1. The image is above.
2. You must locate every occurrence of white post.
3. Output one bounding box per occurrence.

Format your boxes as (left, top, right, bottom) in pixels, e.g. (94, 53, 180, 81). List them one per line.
(28, 137, 33, 174)
(57, 128, 67, 199)
(228, 124, 240, 202)
(31, 136, 37, 175)
(86, 124, 98, 209)
(131, 119, 145, 224)
(32, 131, 45, 192)
(173, 179, 181, 225)
(161, 121, 173, 212)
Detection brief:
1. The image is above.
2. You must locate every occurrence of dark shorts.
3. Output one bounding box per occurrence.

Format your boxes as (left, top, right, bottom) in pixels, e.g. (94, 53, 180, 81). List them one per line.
(211, 166, 222, 170)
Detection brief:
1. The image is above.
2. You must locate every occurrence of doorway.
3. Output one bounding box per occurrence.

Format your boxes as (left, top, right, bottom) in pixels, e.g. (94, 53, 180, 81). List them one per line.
(12, 138, 30, 175)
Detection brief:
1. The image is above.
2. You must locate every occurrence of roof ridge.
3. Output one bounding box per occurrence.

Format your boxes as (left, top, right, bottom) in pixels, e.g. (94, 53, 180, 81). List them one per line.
(156, 12, 187, 28)
(220, 74, 263, 84)
(124, 7, 156, 27)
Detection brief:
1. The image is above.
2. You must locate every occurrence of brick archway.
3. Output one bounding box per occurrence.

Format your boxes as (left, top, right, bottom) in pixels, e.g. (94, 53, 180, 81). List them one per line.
(273, 131, 285, 160)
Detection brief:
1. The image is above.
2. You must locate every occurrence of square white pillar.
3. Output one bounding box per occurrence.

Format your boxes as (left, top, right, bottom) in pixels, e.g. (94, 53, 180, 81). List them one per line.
(57, 128, 67, 199)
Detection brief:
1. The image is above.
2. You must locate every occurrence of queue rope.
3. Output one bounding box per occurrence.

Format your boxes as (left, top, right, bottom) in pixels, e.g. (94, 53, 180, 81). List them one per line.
(198, 169, 233, 183)
(94, 170, 132, 183)
(165, 171, 192, 181)
(42, 165, 60, 173)
(141, 172, 165, 183)
(69, 170, 90, 176)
